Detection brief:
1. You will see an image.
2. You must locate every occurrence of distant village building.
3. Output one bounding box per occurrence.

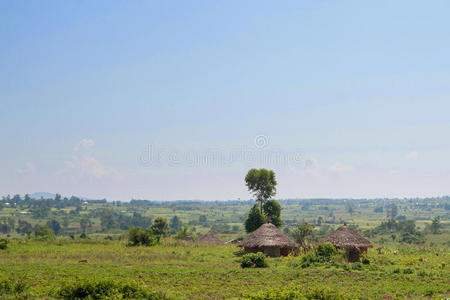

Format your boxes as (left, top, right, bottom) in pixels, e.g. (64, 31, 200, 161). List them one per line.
(319, 225, 373, 262)
(182, 236, 194, 242)
(199, 230, 224, 244)
(239, 223, 299, 257)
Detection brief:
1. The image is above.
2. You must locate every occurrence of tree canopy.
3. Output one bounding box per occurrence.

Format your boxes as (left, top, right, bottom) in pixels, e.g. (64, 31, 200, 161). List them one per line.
(245, 168, 277, 211)
(263, 200, 283, 228)
(244, 205, 266, 233)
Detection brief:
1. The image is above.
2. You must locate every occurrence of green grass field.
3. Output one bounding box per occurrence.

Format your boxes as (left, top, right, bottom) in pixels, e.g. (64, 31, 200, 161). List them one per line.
(0, 238, 448, 299)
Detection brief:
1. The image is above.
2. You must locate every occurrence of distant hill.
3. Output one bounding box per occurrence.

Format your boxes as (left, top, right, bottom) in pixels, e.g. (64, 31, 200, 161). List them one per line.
(30, 192, 56, 199)
(29, 192, 92, 200)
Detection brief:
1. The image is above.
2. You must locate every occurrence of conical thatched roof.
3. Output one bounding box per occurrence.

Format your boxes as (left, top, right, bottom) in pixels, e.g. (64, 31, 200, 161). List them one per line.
(320, 225, 373, 248)
(239, 223, 298, 249)
(199, 230, 224, 244)
(182, 236, 194, 242)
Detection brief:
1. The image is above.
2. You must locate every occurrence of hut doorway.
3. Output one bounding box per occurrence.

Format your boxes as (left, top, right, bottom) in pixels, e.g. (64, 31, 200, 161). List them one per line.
(345, 246, 361, 262)
(263, 246, 280, 257)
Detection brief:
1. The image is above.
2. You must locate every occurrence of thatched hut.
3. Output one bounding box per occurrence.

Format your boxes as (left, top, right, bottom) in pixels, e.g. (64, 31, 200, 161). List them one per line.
(199, 230, 224, 244)
(182, 236, 194, 242)
(239, 223, 298, 257)
(319, 225, 373, 262)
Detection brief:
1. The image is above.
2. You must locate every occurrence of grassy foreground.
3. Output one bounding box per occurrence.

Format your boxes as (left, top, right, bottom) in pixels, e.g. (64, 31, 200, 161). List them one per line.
(0, 239, 448, 299)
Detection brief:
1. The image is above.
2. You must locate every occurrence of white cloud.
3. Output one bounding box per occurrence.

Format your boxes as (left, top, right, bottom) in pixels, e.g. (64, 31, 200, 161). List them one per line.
(16, 162, 36, 175)
(74, 138, 94, 152)
(57, 140, 119, 178)
(77, 156, 119, 178)
(405, 151, 419, 160)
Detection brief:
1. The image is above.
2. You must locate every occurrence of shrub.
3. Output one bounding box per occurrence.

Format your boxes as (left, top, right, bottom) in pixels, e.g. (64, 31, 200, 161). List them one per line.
(128, 226, 160, 246)
(299, 243, 339, 268)
(0, 239, 7, 250)
(240, 252, 268, 268)
(0, 277, 29, 295)
(399, 232, 424, 244)
(403, 268, 414, 274)
(361, 256, 370, 265)
(57, 279, 168, 299)
(315, 243, 337, 260)
(352, 262, 363, 270)
(245, 286, 343, 299)
(34, 225, 55, 241)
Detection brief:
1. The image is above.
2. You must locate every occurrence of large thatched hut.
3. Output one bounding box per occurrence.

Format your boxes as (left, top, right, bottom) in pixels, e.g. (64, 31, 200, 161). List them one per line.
(239, 223, 298, 257)
(199, 230, 224, 244)
(319, 225, 373, 262)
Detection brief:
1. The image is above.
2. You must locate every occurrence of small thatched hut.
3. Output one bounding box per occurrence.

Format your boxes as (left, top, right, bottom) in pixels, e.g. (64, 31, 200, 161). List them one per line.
(319, 225, 373, 262)
(239, 223, 298, 257)
(182, 236, 194, 242)
(199, 230, 224, 244)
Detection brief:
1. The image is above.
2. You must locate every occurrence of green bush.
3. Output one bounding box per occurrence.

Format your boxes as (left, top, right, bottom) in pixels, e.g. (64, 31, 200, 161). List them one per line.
(0, 277, 29, 295)
(399, 232, 424, 244)
(315, 243, 337, 260)
(128, 226, 160, 246)
(403, 268, 414, 274)
(57, 279, 168, 299)
(351, 262, 363, 270)
(0, 239, 7, 250)
(299, 243, 339, 268)
(34, 225, 55, 241)
(240, 252, 268, 268)
(245, 287, 343, 299)
(361, 256, 370, 265)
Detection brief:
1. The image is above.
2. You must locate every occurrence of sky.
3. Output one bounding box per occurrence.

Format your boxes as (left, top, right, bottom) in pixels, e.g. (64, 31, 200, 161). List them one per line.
(1, 0, 450, 201)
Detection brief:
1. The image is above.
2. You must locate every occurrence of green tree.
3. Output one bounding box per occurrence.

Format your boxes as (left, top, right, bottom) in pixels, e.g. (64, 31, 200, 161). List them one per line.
(34, 225, 55, 240)
(80, 217, 91, 233)
(346, 203, 354, 217)
(291, 222, 315, 251)
(150, 217, 169, 237)
(46, 219, 61, 235)
(128, 226, 159, 246)
(262, 200, 283, 227)
(387, 203, 398, 219)
(429, 217, 442, 234)
(33, 202, 50, 219)
(100, 209, 118, 230)
(174, 225, 192, 239)
(244, 205, 266, 233)
(62, 216, 70, 229)
(16, 220, 33, 236)
(198, 215, 207, 225)
(169, 215, 182, 233)
(245, 168, 277, 211)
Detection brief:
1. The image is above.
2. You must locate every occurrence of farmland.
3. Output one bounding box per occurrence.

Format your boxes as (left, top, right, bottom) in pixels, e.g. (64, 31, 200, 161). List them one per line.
(0, 238, 448, 299)
(0, 197, 449, 299)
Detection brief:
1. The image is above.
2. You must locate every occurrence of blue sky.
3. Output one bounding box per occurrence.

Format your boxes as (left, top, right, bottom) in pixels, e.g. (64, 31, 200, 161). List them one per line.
(1, 0, 450, 201)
